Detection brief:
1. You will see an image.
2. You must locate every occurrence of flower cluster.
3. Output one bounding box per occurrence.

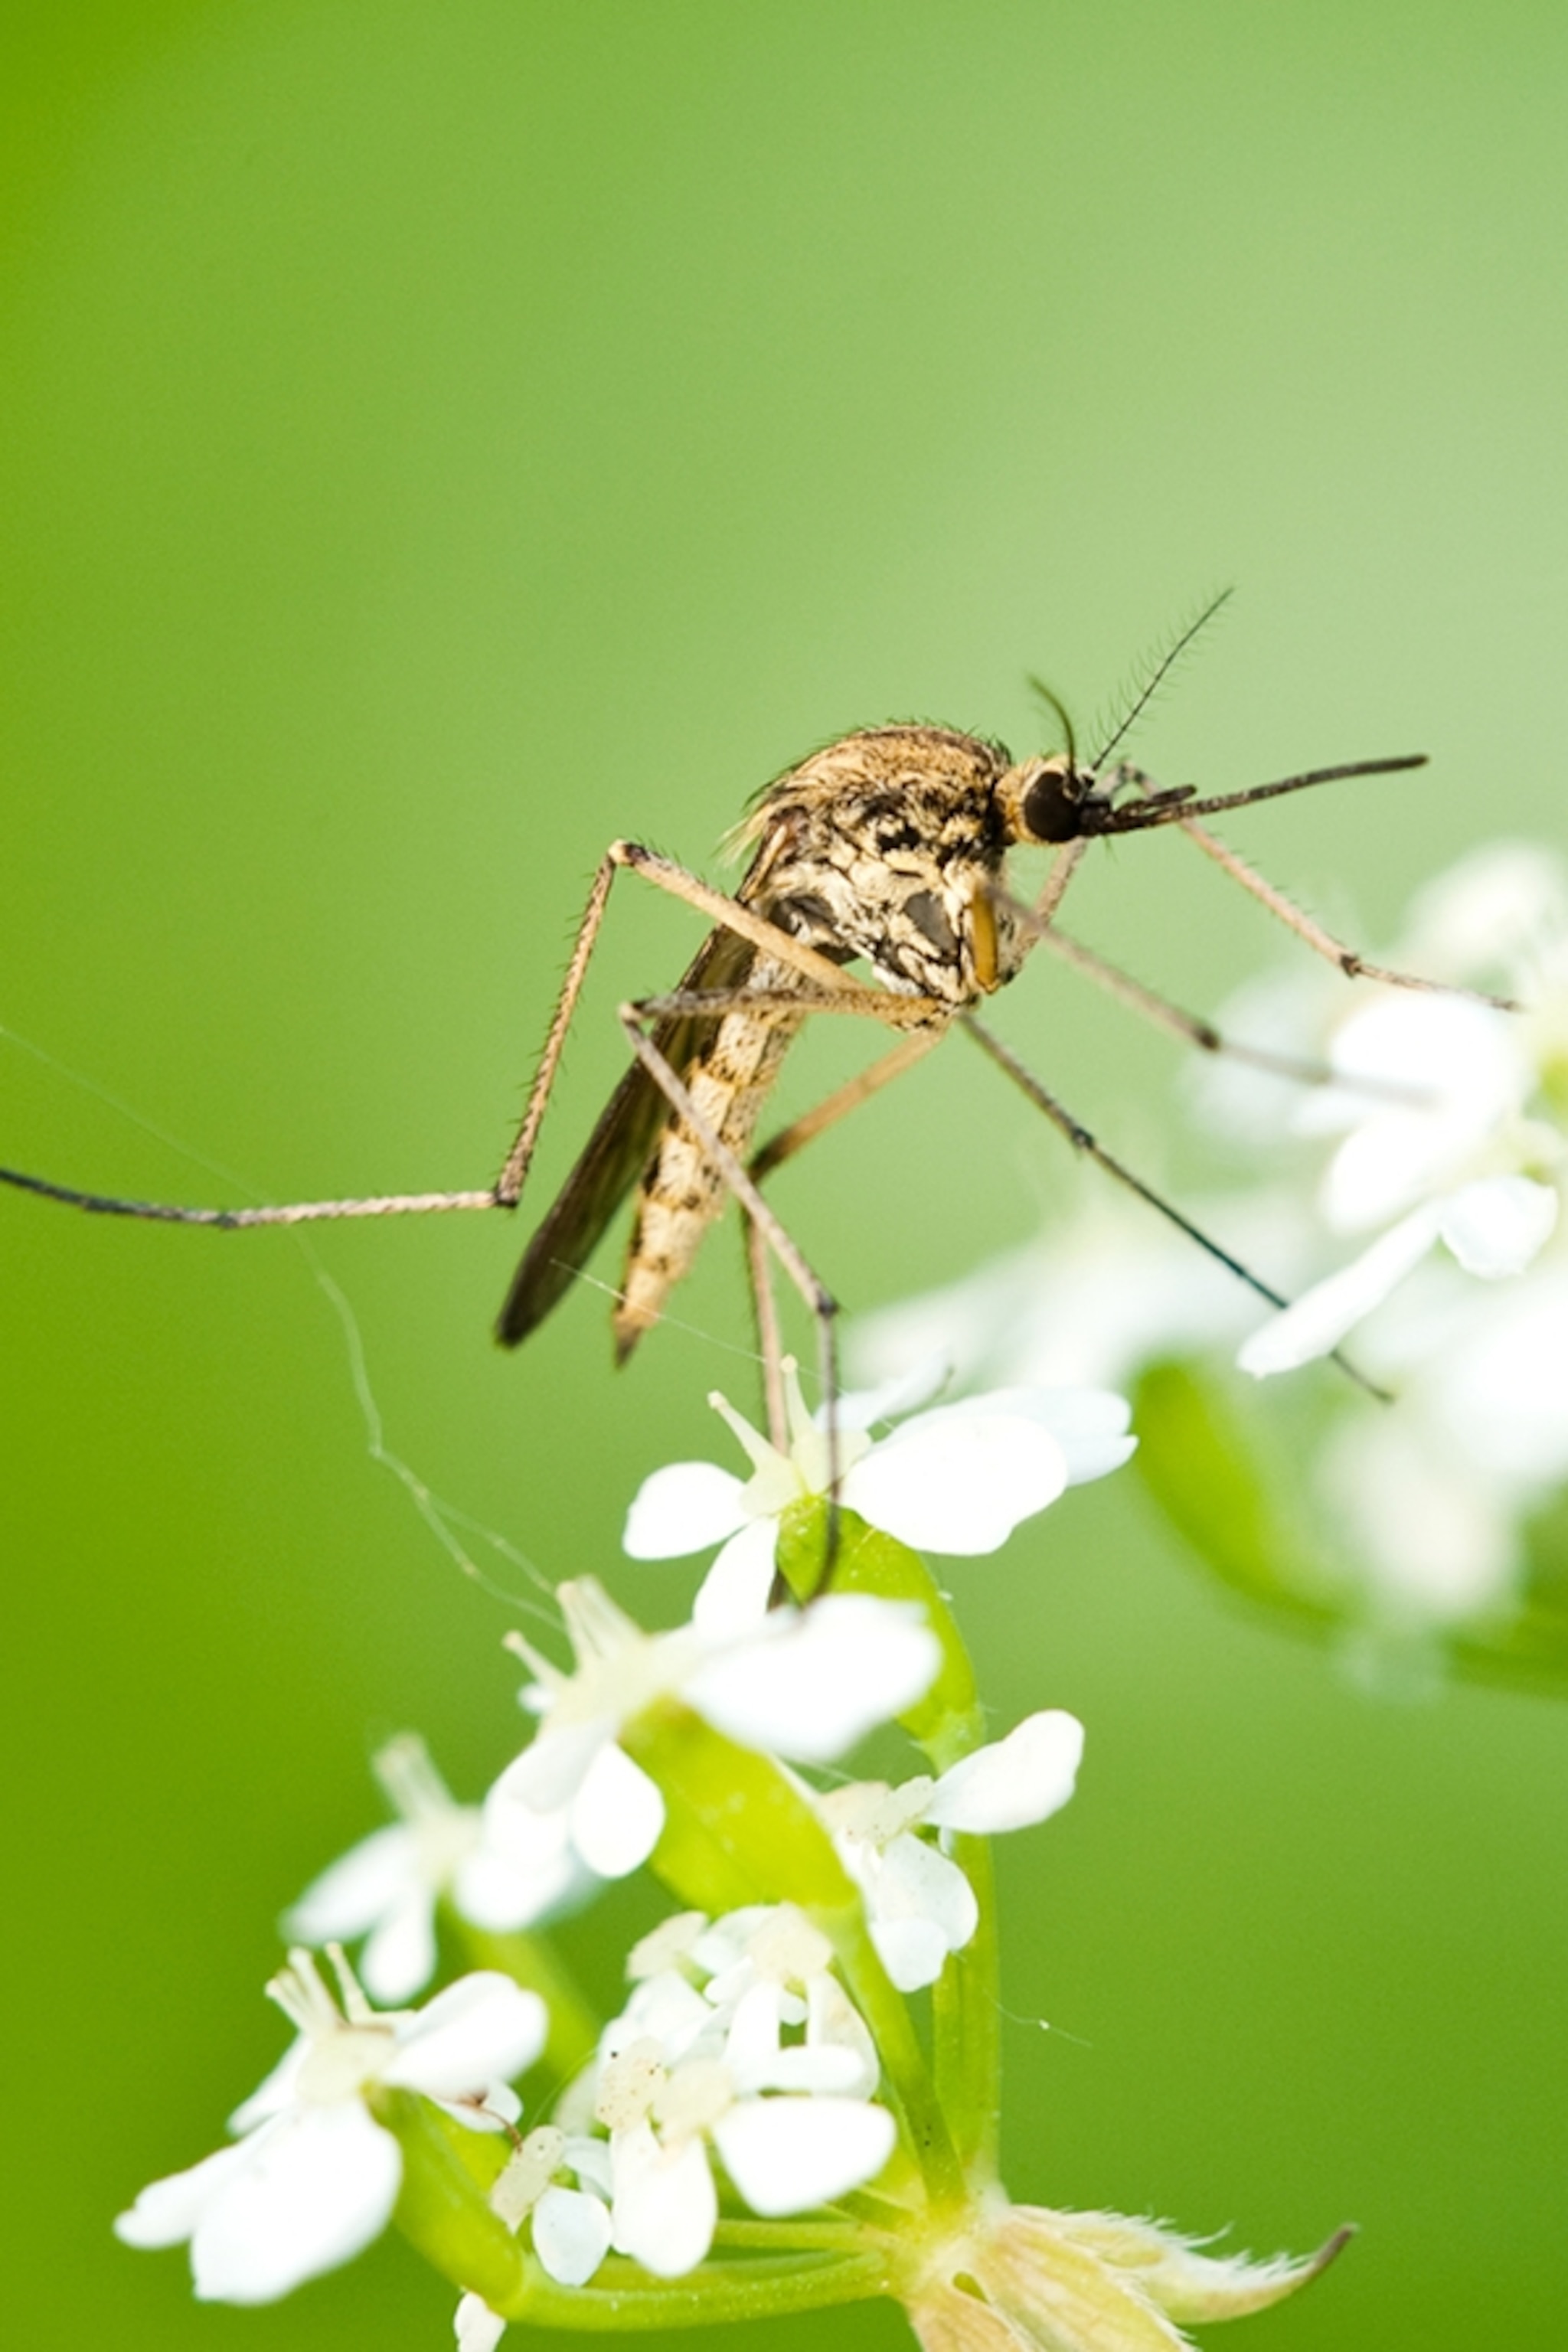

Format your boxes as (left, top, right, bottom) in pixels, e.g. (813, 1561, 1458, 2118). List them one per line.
(853, 841, 1568, 1655)
(112, 1357, 1342, 2350)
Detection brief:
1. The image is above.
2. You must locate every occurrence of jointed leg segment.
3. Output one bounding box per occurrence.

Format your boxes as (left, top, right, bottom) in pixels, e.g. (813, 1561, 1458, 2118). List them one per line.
(959, 1014, 1390, 1400)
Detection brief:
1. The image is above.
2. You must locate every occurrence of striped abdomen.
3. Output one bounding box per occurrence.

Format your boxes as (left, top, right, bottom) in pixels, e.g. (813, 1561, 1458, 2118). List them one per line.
(613, 959, 803, 1359)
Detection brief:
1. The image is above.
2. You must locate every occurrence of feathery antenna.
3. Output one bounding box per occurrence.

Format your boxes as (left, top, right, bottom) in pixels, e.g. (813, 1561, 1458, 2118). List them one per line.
(1090, 588, 1234, 771)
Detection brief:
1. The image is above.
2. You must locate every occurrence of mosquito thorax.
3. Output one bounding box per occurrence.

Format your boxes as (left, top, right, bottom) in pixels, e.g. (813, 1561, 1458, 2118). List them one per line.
(995, 755, 1108, 847)
(741, 726, 1021, 1004)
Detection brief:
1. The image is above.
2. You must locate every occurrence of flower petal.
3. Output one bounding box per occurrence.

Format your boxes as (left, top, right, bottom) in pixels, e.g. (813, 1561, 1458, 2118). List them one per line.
(189, 2105, 402, 2304)
(455, 2292, 508, 2352)
(1313, 995, 1522, 1228)
(1437, 1174, 1558, 1277)
(624, 1463, 747, 1559)
(939, 1388, 1135, 1485)
(687, 1596, 939, 1763)
(720, 1979, 785, 2079)
(532, 2184, 612, 2286)
(284, 1825, 417, 1945)
(867, 1914, 953, 1993)
(227, 2039, 308, 2135)
(823, 1356, 952, 1432)
(454, 1831, 582, 1933)
(609, 2120, 717, 2277)
(570, 1742, 666, 1879)
(805, 1971, 878, 2097)
(724, 1981, 867, 2093)
(359, 1886, 439, 2004)
(924, 1710, 1085, 1834)
(691, 1520, 779, 1638)
(606, 1968, 719, 2065)
(710, 2095, 895, 2214)
(842, 1413, 1068, 1553)
(565, 2135, 616, 2199)
(492, 1719, 612, 1818)
(384, 1974, 547, 2096)
(1237, 1203, 1443, 1375)
(873, 1834, 978, 1951)
(114, 2137, 256, 2250)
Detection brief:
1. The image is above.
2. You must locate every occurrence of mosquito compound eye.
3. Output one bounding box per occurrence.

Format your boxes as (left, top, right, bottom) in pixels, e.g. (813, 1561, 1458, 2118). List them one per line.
(1020, 765, 1085, 844)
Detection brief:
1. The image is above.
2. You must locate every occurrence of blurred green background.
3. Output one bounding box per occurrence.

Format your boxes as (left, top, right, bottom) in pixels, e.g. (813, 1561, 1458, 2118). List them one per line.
(3, 3, 1566, 2344)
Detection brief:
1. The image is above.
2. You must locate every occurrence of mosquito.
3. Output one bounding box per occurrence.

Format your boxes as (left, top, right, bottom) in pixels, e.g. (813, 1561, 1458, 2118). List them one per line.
(0, 601, 1508, 1462)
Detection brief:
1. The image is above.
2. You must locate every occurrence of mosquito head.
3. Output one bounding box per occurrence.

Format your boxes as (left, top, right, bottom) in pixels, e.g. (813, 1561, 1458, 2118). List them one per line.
(996, 753, 1108, 847)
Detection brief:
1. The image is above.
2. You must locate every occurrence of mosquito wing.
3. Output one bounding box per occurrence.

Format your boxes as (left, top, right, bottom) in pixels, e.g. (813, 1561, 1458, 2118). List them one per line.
(495, 923, 757, 1346)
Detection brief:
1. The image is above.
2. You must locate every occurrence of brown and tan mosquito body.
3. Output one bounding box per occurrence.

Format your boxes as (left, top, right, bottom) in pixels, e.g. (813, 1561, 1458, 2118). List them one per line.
(2, 606, 1503, 1462)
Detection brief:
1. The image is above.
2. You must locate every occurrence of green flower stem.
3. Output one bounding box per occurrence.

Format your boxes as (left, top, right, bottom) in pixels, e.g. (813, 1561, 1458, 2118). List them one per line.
(491, 2249, 892, 2330)
(830, 1901, 967, 2212)
(932, 1829, 1001, 2182)
(775, 1499, 1009, 2195)
(451, 1913, 603, 2079)
(623, 1699, 858, 1914)
(776, 1504, 982, 1759)
(710, 2218, 877, 2251)
(380, 2090, 526, 2311)
(625, 1696, 965, 2209)
(385, 2088, 899, 2328)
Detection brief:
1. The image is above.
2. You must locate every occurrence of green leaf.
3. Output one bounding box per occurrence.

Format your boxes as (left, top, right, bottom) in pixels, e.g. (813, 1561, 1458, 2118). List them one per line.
(1131, 1361, 1338, 1630)
(378, 2090, 524, 2308)
(620, 1697, 858, 1913)
(775, 1501, 984, 1768)
(1133, 1360, 1568, 1697)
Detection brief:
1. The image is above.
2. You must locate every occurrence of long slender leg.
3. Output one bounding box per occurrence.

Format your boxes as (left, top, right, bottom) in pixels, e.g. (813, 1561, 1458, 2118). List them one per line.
(739, 1034, 942, 1591)
(0, 1168, 500, 1228)
(744, 1211, 789, 1450)
(501, 841, 931, 1216)
(610, 841, 944, 1028)
(959, 1013, 1389, 1401)
(1026, 925, 1433, 1101)
(1174, 815, 1520, 1013)
(0, 842, 941, 1232)
(1032, 838, 1088, 926)
(616, 1001, 841, 1417)
(748, 1031, 941, 1183)
(0, 848, 629, 1230)
(626, 984, 908, 1026)
(618, 995, 848, 1588)
(740, 1032, 939, 1454)
(495, 854, 619, 1202)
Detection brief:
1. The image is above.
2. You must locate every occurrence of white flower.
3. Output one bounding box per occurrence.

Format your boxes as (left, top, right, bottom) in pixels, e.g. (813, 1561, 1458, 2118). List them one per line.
(849, 1191, 1292, 1396)
(484, 1578, 940, 1893)
(624, 1358, 1135, 1633)
(1239, 989, 1559, 1374)
(589, 1907, 895, 2275)
(285, 1734, 586, 2003)
(818, 1711, 1085, 1990)
(1192, 850, 1567, 1378)
(114, 1949, 547, 2304)
(856, 842, 1568, 1642)
(1313, 1246, 1568, 1628)
(452, 2124, 616, 2344)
